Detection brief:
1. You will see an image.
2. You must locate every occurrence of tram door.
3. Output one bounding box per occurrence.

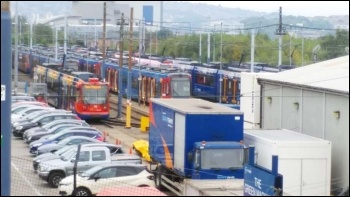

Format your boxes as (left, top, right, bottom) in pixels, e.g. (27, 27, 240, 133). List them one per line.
(113, 69, 118, 92)
(231, 79, 238, 104)
(222, 77, 228, 103)
(140, 76, 146, 103)
(161, 78, 171, 98)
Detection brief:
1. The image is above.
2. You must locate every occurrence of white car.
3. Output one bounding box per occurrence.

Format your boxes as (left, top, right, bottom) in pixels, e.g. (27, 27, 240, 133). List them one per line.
(58, 164, 155, 196)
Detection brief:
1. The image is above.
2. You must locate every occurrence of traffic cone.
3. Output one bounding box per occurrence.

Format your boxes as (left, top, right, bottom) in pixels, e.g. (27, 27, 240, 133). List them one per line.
(116, 139, 119, 145)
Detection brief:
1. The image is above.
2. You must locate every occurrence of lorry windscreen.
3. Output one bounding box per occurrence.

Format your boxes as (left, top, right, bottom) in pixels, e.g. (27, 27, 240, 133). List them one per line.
(201, 149, 244, 170)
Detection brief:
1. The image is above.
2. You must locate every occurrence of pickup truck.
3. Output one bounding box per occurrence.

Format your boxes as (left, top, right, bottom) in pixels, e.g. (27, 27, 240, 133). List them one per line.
(37, 146, 141, 188)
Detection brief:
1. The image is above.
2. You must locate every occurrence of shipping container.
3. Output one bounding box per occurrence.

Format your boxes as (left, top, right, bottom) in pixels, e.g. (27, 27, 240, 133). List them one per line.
(244, 129, 331, 196)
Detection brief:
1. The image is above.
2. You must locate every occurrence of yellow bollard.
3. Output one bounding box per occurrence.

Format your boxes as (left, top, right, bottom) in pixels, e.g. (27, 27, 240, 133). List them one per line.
(140, 116, 149, 133)
(125, 100, 131, 129)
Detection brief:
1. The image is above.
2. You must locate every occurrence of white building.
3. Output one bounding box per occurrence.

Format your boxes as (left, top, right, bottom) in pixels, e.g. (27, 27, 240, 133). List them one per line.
(71, 1, 163, 31)
(257, 56, 349, 194)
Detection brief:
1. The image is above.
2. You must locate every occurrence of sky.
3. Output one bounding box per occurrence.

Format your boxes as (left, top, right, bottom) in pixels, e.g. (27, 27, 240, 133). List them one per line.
(187, 1, 349, 17)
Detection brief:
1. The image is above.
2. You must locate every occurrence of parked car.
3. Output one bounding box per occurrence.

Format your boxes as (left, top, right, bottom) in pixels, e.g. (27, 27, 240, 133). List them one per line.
(11, 101, 48, 108)
(24, 124, 87, 144)
(11, 109, 72, 125)
(28, 126, 105, 144)
(38, 146, 141, 188)
(12, 113, 80, 137)
(36, 136, 102, 155)
(24, 119, 89, 138)
(11, 106, 54, 122)
(29, 130, 105, 154)
(11, 104, 46, 115)
(59, 164, 155, 196)
(12, 95, 36, 103)
(33, 143, 124, 171)
(96, 186, 166, 196)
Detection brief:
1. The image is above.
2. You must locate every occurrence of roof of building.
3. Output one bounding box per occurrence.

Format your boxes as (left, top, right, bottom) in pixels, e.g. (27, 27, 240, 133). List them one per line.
(257, 55, 349, 94)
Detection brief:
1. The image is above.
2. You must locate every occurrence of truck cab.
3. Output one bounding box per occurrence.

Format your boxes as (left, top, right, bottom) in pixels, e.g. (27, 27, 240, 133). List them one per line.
(190, 141, 247, 179)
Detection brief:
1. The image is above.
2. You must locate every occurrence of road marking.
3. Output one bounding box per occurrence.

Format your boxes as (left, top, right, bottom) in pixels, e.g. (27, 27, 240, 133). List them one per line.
(11, 162, 43, 196)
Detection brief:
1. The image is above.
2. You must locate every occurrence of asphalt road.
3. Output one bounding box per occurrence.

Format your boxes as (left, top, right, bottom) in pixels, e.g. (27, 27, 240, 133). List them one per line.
(11, 136, 58, 196)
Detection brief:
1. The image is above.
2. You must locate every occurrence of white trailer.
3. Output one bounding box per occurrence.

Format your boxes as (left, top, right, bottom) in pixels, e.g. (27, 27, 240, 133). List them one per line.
(244, 129, 331, 196)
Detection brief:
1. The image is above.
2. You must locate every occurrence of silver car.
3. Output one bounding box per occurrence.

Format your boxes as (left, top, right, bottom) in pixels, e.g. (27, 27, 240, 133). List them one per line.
(37, 136, 102, 155)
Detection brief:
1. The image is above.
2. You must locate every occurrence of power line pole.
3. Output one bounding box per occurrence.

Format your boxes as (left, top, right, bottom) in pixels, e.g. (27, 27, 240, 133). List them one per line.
(199, 30, 202, 63)
(276, 7, 286, 68)
(14, 1, 18, 95)
(219, 22, 223, 103)
(251, 29, 255, 73)
(138, 19, 142, 105)
(117, 13, 125, 119)
(102, 1, 106, 80)
(1, 1, 12, 195)
(126, 7, 133, 129)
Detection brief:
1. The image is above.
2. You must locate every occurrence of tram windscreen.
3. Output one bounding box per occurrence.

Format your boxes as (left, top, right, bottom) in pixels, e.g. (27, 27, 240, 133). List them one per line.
(171, 77, 191, 98)
(82, 85, 108, 104)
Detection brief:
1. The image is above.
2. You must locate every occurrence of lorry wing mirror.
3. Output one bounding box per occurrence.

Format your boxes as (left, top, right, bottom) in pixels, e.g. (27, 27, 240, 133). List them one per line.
(188, 151, 194, 162)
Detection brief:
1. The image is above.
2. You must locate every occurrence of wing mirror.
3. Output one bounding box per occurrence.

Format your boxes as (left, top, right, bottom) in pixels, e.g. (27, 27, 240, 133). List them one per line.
(94, 176, 100, 182)
(71, 158, 76, 163)
(188, 151, 194, 162)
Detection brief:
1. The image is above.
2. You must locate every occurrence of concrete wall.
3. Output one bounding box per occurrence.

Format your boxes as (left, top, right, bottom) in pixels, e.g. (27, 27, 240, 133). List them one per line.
(261, 82, 349, 191)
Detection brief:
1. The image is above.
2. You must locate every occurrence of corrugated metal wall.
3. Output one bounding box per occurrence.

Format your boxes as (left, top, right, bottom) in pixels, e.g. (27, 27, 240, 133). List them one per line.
(261, 83, 349, 191)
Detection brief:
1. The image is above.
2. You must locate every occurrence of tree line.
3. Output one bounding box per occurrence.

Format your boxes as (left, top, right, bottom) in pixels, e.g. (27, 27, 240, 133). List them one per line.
(12, 16, 349, 67)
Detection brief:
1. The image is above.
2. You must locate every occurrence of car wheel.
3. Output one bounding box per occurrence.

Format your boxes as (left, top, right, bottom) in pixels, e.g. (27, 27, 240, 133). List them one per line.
(154, 166, 166, 191)
(48, 172, 64, 188)
(73, 187, 91, 196)
(13, 132, 22, 137)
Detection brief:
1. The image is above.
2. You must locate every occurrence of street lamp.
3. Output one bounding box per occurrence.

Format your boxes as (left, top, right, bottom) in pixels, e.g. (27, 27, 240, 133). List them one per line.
(219, 22, 223, 104)
(296, 23, 304, 66)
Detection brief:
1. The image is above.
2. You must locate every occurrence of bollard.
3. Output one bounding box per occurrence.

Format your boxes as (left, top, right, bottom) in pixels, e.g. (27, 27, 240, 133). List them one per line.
(125, 100, 131, 129)
(140, 116, 149, 133)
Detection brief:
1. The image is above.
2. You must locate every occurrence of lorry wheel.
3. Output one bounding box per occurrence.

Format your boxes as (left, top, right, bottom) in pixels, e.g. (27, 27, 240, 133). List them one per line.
(48, 172, 64, 188)
(155, 166, 166, 191)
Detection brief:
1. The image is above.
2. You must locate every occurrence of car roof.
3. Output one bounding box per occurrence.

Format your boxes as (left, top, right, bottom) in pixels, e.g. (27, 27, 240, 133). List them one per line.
(33, 113, 76, 120)
(44, 119, 87, 126)
(12, 95, 35, 99)
(58, 130, 100, 135)
(60, 135, 101, 141)
(98, 163, 146, 168)
(22, 106, 53, 111)
(12, 101, 45, 106)
(81, 142, 122, 148)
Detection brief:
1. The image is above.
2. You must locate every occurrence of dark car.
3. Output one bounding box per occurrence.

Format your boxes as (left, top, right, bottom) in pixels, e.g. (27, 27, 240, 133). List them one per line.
(24, 124, 79, 144)
(23, 119, 89, 138)
(12, 113, 80, 137)
(28, 126, 105, 143)
(29, 130, 105, 155)
(36, 136, 102, 155)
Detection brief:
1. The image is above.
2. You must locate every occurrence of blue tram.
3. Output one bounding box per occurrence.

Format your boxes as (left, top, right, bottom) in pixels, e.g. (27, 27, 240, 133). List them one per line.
(103, 63, 192, 103)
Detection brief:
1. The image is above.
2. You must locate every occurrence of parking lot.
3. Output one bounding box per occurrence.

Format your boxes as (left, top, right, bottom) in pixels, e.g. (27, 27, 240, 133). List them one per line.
(11, 136, 58, 196)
